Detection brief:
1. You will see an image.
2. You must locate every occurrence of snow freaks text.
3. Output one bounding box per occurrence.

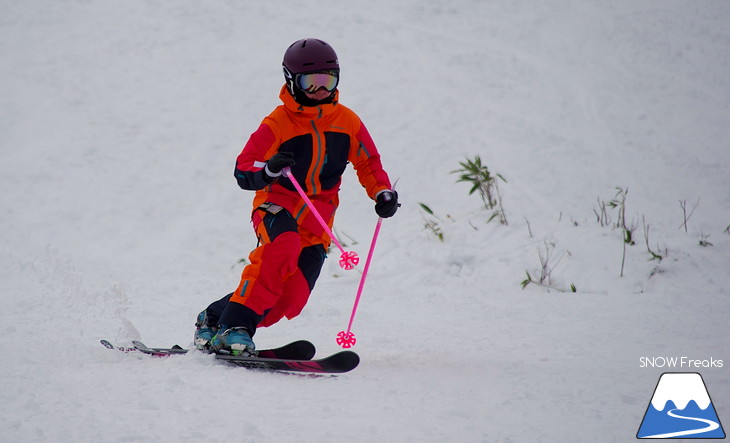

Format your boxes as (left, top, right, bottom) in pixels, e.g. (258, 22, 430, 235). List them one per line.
(639, 356, 724, 369)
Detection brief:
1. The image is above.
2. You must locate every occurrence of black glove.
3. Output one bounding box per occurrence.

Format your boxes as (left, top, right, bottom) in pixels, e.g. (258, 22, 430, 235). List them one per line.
(375, 190, 399, 218)
(264, 152, 296, 180)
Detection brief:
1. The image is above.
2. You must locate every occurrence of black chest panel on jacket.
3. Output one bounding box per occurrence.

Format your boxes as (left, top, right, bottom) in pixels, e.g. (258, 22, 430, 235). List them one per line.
(277, 131, 351, 193)
(321, 132, 350, 190)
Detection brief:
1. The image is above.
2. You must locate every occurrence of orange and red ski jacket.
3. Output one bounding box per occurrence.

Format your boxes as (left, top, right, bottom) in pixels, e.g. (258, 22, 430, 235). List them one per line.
(234, 86, 392, 247)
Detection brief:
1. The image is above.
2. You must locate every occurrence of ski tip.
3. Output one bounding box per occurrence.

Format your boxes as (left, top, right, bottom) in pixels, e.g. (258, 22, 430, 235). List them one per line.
(335, 350, 360, 371)
(100, 339, 114, 349)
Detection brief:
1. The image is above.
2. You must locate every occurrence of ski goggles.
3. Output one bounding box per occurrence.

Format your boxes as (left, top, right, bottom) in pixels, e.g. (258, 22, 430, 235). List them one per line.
(296, 70, 339, 93)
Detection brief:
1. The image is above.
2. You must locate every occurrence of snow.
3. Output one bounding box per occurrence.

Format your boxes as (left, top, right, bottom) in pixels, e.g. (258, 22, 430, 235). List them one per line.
(1, 0, 729, 441)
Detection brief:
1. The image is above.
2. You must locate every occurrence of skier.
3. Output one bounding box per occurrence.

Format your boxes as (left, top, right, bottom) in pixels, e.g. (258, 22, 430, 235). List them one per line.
(194, 38, 398, 356)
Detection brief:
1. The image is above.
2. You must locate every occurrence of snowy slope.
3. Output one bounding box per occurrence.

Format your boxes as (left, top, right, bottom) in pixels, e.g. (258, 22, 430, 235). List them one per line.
(1, 1, 729, 442)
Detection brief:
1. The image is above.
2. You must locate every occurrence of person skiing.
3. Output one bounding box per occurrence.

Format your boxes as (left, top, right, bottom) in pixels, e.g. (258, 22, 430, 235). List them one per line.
(194, 38, 398, 356)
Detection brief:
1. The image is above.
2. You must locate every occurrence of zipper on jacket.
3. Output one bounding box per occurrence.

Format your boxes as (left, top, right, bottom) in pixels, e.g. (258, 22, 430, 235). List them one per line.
(309, 119, 324, 194)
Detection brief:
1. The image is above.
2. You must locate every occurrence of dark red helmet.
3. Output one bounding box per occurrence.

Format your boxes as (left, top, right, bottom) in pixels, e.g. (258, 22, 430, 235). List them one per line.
(282, 39, 340, 105)
(283, 38, 339, 76)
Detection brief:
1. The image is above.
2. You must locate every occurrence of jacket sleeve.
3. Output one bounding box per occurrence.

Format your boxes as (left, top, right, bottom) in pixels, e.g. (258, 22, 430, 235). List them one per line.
(234, 123, 278, 190)
(349, 120, 392, 199)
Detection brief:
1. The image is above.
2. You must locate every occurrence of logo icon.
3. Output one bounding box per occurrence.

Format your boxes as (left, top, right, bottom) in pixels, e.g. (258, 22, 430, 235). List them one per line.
(637, 372, 725, 439)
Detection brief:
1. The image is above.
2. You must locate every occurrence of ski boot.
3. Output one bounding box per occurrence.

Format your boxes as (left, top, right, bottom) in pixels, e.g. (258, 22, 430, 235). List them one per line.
(194, 310, 218, 350)
(209, 326, 257, 357)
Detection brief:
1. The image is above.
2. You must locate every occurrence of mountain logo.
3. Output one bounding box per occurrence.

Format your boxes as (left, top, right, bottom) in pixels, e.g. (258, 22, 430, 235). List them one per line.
(637, 372, 725, 439)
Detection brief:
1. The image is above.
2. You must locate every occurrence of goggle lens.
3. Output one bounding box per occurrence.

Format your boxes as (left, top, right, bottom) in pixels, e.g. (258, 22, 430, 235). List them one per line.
(297, 71, 339, 93)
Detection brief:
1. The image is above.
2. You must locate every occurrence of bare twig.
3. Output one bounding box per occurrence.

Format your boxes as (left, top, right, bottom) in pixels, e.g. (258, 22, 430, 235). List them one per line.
(699, 232, 713, 247)
(594, 197, 610, 226)
(520, 241, 576, 292)
(678, 198, 700, 233)
(643, 215, 664, 262)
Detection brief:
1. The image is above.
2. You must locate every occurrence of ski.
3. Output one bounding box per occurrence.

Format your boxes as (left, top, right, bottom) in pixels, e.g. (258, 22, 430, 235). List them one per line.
(131, 340, 357, 374)
(215, 350, 359, 374)
(100, 340, 136, 353)
(100, 339, 316, 361)
(101, 339, 358, 374)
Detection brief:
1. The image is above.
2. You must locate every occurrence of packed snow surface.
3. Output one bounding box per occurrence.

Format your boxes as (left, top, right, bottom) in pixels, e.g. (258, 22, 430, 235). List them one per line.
(2, 1, 729, 442)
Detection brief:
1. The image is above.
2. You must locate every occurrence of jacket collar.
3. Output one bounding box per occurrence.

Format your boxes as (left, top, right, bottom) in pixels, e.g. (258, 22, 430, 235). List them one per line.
(279, 85, 340, 119)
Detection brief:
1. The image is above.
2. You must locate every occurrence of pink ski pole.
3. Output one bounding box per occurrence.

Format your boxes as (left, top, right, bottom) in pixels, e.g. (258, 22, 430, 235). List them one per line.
(282, 167, 359, 270)
(336, 217, 383, 348)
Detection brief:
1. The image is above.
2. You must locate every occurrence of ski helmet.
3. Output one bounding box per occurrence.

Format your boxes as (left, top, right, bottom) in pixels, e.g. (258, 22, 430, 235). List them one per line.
(282, 38, 340, 105)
